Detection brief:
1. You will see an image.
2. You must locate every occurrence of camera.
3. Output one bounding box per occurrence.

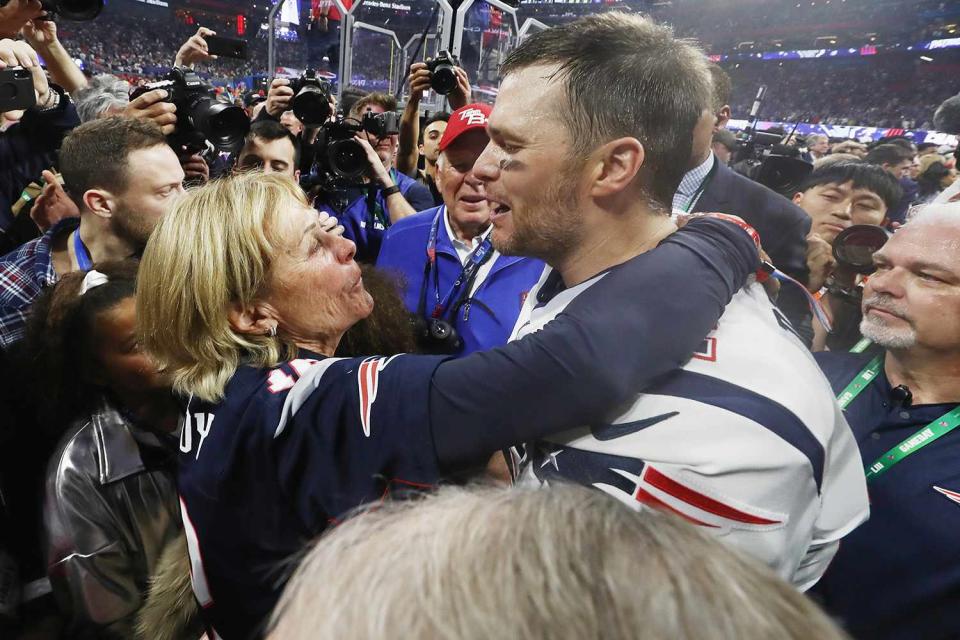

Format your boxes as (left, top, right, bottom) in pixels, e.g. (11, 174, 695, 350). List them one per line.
(412, 316, 463, 355)
(0, 0, 102, 20)
(732, 129, 813, 198)
(288, 69, 333, 125)
(0, 69, 35, 112)
(130, 67, 249, 154)
(310, 111, 400, 181)
(425, 50, 461, 95)
(832, 224, 891, 274)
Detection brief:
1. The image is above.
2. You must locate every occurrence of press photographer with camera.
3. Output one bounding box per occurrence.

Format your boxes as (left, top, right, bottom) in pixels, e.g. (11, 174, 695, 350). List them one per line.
(397, 53, 471, 203)
(314, 92, 434, 263)
(0, 37, 79, 239)
(377, 104, 544, 356)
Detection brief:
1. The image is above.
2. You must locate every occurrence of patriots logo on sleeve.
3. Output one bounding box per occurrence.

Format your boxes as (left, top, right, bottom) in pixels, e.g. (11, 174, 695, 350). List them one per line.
(357, 356, 400, 437)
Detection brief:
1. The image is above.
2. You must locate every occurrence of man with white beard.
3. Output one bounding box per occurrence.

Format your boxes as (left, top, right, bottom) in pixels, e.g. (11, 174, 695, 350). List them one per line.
(812, 203, 960, 639)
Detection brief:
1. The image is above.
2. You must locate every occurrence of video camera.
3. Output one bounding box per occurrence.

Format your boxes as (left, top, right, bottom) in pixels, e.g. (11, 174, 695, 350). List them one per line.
(288, 69, 333, 126)
(425, 50, 461, 96)
(0, 0, 102, 20)
(731, 86, 813, 198)
(130, 67, 249, 154)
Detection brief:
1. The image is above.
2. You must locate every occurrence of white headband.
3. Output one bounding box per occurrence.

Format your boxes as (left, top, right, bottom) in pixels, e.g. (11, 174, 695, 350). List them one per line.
(79, 269, 109, 295)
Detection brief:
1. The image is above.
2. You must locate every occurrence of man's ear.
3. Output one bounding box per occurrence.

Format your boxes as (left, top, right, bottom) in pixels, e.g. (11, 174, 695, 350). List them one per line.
(715, 106, 731, 131)
(82, 188, 116, 219)
(228, 300, 280, 337)
(792, 192, 804, 206)
(588, 137, 645, 199)
(294, 169, 301, 183)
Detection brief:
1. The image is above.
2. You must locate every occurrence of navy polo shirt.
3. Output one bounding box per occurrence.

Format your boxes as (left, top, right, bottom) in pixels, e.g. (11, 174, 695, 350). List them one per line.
(377, 205, 545, 356)
(813, 349, 960, 640)
(317, 170, 434, 263)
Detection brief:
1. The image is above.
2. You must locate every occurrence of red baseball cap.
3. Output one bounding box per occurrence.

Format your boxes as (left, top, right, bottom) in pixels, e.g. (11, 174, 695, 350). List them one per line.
(438, 103, 492, 151)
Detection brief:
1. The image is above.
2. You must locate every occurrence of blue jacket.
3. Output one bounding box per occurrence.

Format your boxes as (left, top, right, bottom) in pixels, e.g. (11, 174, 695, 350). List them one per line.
(377, 206, 545, 356)
(318, 169, 434, 263)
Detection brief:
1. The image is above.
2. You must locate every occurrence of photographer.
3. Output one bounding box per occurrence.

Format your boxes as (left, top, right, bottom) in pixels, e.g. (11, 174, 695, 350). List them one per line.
(377, 104, 544, 356)
(791, 161, 902, 351)
(397, 59, 471, 199)
(235, 119, 300, 180)
(0, 38, 79, 242)
(317, 92, 434, 263)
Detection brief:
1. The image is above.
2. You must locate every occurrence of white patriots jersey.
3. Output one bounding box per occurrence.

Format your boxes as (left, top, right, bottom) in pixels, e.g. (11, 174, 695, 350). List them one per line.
(512, 269, 869, 590)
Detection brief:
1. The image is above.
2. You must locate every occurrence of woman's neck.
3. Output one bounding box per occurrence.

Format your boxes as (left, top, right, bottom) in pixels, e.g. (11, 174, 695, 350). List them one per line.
(295, 336, 341, 358)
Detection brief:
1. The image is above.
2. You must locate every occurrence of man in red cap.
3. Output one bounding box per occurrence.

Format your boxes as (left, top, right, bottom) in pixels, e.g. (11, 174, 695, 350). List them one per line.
(376, 103, 545, 356)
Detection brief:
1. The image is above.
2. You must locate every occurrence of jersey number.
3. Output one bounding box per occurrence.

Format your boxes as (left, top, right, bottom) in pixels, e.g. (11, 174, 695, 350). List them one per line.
(267, 358, 320, 394)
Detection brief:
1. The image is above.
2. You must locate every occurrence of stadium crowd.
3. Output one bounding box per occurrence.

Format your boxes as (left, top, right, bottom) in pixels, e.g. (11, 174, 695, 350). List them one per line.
(2, 0, 960, 638)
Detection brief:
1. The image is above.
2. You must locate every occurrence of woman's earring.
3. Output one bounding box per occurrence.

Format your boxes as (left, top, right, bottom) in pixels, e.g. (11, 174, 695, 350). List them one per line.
(267, 325, 278, 338)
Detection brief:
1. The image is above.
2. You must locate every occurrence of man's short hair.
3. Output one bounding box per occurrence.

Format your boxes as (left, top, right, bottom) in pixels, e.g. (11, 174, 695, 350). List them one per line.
(499, 12, 713, 211)
(59, 116, 167, 200)
(707, 63, 732, 111)
(806, 133, 829, 146)
(419, 111, 450, 145)
(349, 92, 398, 120)
(799, 161, 904, 213)
(244, 119, 301, 167)
(865, 143, 915, 168)
(712, 128, 737, 151)
(918, 142, 939, 153)
(269, 485, 848, 639)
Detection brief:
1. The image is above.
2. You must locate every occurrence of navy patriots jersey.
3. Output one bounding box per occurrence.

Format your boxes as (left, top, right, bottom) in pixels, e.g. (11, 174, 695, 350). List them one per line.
(178, 353, 444, 639)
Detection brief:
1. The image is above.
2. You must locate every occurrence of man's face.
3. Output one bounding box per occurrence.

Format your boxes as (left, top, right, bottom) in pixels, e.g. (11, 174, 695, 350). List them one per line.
(473, 65, 584, 262)
(809, 138, 829, 155)
(884, 158, 914, 180)
(909, 156, 922, 180)
(112, 145, 185, 247)
(237, 135, 299, 179)
(421, 120, 447, 165)
(793, 180, 888, 244)
(437, 129, 492, 233)
(355, 103, 398, 168)
(860, 220, 960, 352)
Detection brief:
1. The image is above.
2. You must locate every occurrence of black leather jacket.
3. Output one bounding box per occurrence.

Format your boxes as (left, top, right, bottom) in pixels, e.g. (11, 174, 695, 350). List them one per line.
(44, 403, 180, 638)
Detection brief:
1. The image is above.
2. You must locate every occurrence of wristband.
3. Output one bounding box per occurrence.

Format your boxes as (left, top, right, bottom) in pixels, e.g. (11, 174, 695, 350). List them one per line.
(381, 185, 401, 197)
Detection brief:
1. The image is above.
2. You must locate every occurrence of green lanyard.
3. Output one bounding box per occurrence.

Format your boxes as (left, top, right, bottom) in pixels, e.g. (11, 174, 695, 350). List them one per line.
(682, 157, 718, 213)
(836, 350, 960, 481)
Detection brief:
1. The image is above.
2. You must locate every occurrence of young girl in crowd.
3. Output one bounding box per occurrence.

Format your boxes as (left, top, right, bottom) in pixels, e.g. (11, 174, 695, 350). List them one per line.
(24, 260, 189, 639)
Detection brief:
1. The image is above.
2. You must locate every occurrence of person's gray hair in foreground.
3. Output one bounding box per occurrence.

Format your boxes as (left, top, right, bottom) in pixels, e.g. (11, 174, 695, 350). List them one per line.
(268, 485, 848, 640)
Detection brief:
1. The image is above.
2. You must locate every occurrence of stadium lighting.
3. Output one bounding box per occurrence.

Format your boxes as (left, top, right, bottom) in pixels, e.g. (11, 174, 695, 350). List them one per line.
(920, 55, 933, 62)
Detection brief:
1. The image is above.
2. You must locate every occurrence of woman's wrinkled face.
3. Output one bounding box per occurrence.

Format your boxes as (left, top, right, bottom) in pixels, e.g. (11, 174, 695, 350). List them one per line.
(92, 297, 170, 395)
(264, 205, 374, 344)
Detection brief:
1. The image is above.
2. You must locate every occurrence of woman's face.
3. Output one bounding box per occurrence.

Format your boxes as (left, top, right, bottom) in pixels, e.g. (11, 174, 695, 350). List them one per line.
(93, 297, 170, 395)
(264, 205, 374, 347)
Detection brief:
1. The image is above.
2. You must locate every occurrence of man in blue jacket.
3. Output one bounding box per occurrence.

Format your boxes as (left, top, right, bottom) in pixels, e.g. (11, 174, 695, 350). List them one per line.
(377, 103, 544, 356)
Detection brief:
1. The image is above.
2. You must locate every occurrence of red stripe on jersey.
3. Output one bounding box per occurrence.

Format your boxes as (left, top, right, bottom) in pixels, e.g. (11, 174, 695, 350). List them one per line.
(359, 360, 372, 434)
(644, 466, 782, 525)
(635, 487, 719, 528)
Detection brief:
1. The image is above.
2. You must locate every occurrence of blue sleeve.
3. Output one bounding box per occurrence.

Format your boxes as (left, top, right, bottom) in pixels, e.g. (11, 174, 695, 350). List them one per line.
(402, 181, 435, 212)
(272, 355, 445, 523)
(429, 217, 760, 470)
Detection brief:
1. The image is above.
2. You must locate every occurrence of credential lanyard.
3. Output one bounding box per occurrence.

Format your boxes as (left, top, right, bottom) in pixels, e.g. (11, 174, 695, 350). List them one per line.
(682, 157, 719, 213)
(836, 352, 960, 481)
(425, 208, 493, 320)
(73, 230, 93, 271)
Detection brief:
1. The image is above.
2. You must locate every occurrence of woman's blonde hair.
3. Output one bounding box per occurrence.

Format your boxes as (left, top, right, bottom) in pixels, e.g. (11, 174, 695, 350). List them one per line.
(137, 172, 305, 402)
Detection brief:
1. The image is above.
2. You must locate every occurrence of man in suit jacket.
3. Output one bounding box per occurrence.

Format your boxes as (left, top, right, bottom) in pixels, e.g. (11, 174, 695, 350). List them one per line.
(678, 65, 813, 343)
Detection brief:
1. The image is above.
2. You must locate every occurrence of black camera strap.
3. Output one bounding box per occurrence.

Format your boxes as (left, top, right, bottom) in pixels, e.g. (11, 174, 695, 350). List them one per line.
(417, 207, 494, 322)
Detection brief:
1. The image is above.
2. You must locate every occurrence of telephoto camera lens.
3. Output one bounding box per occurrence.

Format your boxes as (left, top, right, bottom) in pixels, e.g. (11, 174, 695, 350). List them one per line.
(193, 98, 251, 153)
(290, 70, 332, 125)
(326, 139, 368, 180)
(832, 224, 891, 274)
(430, 63, 457, 95)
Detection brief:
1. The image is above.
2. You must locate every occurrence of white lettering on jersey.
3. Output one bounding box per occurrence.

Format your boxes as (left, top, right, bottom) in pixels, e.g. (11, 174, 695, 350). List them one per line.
(358, 355, 400, 437)
(180, 411, 216, 459)
(194, 413, 215, 461)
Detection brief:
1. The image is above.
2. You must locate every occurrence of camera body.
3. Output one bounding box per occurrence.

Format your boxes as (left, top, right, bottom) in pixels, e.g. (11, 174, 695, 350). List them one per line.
(732, 130, 813, 198)
(130, 67, 249, 154)
(412, 316, 464, 355)
(0, 69, 36, 112)
(425, 50, 461, 95)
(310, 110, 400, 182)
(288, 69, 333, 125)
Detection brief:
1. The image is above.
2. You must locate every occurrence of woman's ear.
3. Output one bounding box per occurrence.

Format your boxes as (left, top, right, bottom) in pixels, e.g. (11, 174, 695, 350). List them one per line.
(227, 300, 279, 336)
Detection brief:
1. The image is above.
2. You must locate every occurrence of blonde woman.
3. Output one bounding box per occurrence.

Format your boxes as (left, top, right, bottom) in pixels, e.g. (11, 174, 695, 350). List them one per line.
(136, 171, 758, 639)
